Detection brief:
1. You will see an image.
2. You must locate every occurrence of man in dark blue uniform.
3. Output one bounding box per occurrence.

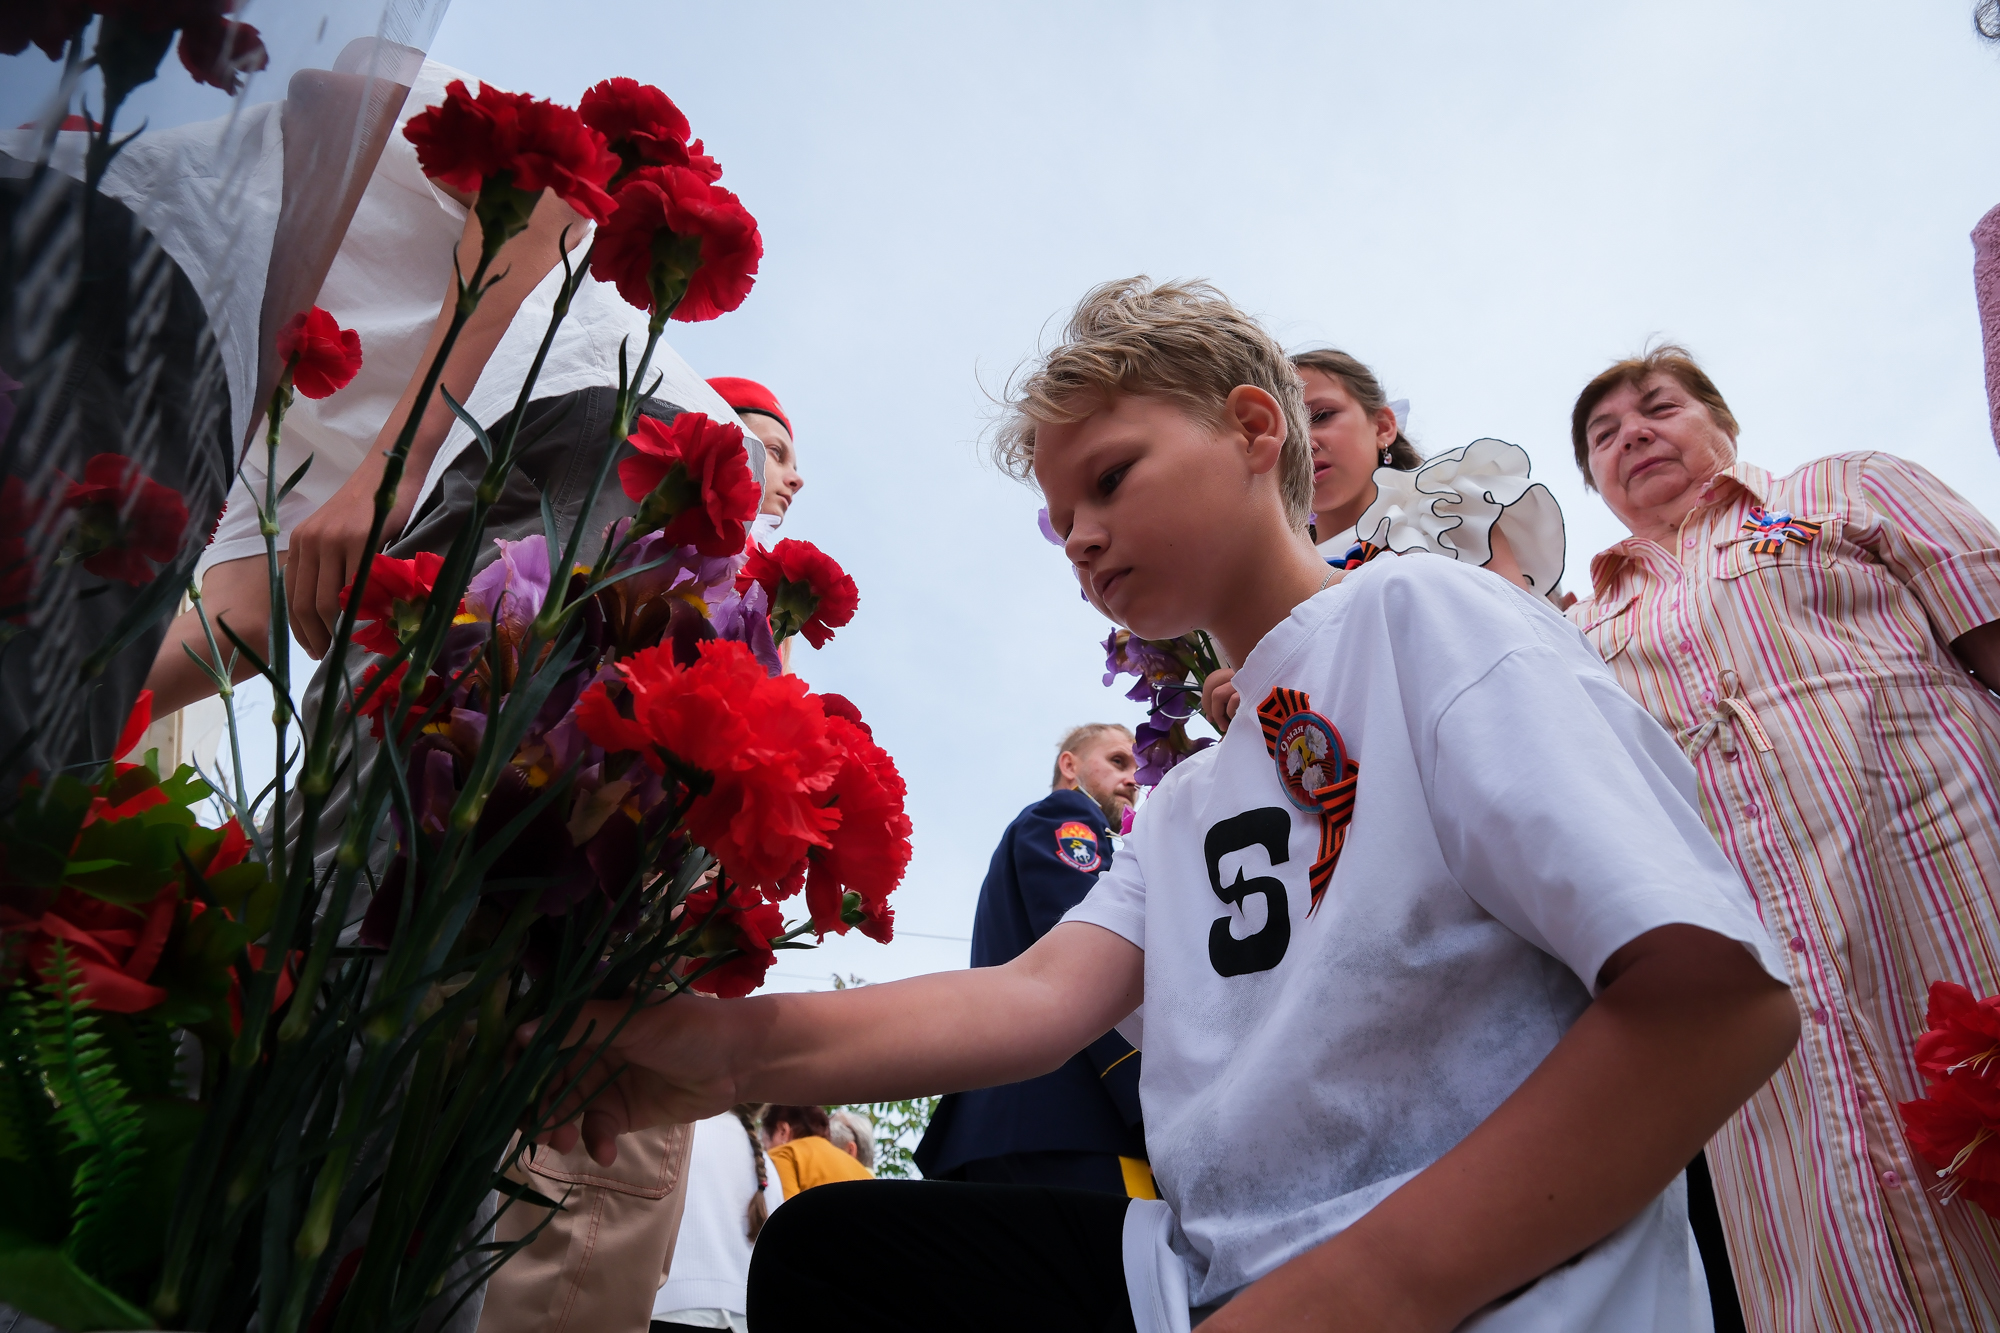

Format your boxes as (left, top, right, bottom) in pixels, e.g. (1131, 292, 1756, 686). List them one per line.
(915, 724, 1152, 1197)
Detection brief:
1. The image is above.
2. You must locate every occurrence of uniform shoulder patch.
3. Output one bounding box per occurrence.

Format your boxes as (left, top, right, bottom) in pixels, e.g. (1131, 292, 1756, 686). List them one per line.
(1053, 819, 1103, 872)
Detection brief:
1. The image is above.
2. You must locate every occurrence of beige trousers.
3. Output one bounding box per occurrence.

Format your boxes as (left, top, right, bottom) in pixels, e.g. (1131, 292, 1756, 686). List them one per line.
(476, 1123, 695, 1333)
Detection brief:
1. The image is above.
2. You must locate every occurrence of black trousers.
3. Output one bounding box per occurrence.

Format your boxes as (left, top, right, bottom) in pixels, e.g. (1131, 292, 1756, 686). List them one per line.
(747, 1180, 1134, 1333)
(947, 1149, 1131, 1195)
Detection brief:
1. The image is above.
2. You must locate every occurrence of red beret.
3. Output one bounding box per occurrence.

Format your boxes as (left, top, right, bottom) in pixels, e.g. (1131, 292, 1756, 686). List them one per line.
(706, 377, 792, 439)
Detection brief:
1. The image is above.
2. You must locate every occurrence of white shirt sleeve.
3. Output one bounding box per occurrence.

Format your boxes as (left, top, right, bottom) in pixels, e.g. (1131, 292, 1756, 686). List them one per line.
(1420, 638, 1785, 994)
(1061, 799, 1153, 951)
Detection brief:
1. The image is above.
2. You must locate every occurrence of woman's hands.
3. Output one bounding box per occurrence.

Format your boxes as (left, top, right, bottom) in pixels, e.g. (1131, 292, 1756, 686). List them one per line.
(1202, 667, 1240, 733)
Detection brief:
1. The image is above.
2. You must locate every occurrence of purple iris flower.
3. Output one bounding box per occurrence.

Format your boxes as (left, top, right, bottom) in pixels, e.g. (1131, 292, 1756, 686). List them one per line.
(464, 536, 553, 643)
(708, 581, 783, 676)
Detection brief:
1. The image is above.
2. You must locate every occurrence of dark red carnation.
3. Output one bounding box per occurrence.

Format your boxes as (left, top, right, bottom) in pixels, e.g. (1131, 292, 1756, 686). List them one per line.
(1, 0, 89, 60)
(682, 880, 784, 998)
(353, 660, 445, 741)
(590, 165, 760, 322)
(817, 693, 870, 735)
(4, 884, 177, 1013)
(617, 411, 759, 556)
(176, 15, 265, 93)
(577, 77, 721, 185)
(0, 475, 37, 623)
(63, 453, 188, 585)
(275, 305, 363, 400)
(736, 539, 858, 649)
(404, 79, 619, 225)
(793, 709, 910, 939)
(340, 551, 446, 657)
(574, 640, 843, 890)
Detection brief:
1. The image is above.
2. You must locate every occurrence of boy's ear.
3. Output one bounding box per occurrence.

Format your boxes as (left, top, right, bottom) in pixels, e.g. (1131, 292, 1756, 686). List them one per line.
(1224, 385, 1287, 476)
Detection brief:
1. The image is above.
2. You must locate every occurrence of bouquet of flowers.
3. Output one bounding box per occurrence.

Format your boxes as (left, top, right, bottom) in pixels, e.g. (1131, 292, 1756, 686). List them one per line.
(1101, 628, 1223, 786)
(2, 25, 911, 1333)
(1898, 981, 2000, 1217)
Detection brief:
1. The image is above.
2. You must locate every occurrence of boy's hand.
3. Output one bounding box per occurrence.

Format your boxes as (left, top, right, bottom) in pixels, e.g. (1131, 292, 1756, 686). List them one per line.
(522, 921, 1145, 1168)
(1203, 923, 1796, 1333)
(1202, 667, 1240, 733)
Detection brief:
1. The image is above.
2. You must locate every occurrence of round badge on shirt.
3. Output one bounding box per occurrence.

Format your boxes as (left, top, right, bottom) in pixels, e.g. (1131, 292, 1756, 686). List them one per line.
(1054, 820, 1103, 872)
(1275, 710, 1347, 811)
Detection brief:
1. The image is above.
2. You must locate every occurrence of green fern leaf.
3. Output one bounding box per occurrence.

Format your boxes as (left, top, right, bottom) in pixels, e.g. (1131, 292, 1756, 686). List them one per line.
(32, 946, 147, 1281)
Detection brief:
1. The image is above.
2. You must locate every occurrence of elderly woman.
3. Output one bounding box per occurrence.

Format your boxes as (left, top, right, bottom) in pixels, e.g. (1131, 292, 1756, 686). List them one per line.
(1566, 345, 2000, 1333)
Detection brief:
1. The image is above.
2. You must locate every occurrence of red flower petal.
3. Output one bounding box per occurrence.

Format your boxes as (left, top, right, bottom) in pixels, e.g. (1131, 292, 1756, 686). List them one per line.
(177, 16, 266, 94)
(617, 412, 759, 556)
(116, 689, 154, 760)
(738, 539, 859, 648)
(404, 80, 619, 224)
(276, 306, 364, 400)
(589, 166, 761, 321)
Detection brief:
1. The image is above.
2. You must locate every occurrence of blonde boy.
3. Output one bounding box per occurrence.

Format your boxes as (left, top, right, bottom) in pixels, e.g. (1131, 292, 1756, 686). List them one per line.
(535, 279, 1798, 1333)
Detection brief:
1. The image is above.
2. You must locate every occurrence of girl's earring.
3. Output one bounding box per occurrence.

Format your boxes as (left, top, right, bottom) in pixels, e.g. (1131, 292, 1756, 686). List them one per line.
(1380, 448, 1393, 466)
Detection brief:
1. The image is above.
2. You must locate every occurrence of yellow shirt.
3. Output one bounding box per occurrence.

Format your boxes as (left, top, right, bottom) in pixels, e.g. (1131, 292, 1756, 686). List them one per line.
(767, 1134, 872, 1199)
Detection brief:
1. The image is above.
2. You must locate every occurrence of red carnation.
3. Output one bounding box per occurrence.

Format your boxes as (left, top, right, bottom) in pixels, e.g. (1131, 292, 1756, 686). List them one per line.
(404, 79, 619, 226)
(276, 306, 363, 400)
(340, 551, 446, 657)
(8, 884, 177, 1013)
(353, 660, 445, 740)
(578, 78, 721, 185)
(617, 412, 760, 556)
(1, 0, 88, 60)
(63, 453, 189, 585)
(177, 15, 265, 93)
(794, 709, 910, 940)
(590, 165, 761, 322)
(682, 880, 784, 998)
(736, 539, 858, 649)
(575, 640, 843, 890)
(0, 475, 37, 623)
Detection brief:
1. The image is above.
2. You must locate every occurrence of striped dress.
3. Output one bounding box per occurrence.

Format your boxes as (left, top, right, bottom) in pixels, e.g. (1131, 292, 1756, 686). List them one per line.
(1567, 453, 2000, 1332)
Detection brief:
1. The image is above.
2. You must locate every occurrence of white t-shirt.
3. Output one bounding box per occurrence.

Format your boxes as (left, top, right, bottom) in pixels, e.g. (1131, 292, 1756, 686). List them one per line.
(1065, 553, 1783, 1329)
(405, 245, 743, 520)
(201, 58, 471, 569)
(1, 100, 284, 461)
(654, 1113, 786, 1329)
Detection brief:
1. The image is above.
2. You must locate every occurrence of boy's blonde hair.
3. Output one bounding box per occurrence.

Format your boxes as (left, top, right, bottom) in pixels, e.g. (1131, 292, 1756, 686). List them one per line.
(993, 277, 1314, 531)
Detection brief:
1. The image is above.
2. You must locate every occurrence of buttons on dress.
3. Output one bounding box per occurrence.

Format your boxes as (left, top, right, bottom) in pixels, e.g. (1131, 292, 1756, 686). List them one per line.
(1678, 640, 1694, 654)
(1812, 1006, 1830, 1025)
(1789, 936, 1808, 953)
(1684, 538, 1697, 551)
(1881, 1170, 1901, 1188)
(1743, 803, 1762, 818)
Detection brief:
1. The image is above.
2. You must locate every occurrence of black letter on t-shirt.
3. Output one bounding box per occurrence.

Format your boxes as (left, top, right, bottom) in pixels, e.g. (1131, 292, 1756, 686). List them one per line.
(1204, 808, 1292, 977)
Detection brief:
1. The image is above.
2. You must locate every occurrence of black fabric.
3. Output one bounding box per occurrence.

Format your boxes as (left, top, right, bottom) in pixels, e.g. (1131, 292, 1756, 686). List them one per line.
(915, 790, 1143, 1176)
(1687, 1151, 1747, 1333)
(944, 1149, 1129, 1195)
(746, 1180, 1134, 1333)
(0, 165, 233, 794)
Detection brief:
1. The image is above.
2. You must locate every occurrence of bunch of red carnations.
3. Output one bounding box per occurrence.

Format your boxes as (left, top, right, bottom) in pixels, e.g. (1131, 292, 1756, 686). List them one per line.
(1898, 981, 2000, 1218)
(0, 58, 909, 1333)
(345, 404, 902, 1001)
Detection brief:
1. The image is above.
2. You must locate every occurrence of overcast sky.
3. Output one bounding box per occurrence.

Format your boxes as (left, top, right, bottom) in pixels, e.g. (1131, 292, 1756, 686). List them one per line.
(415, 1, 2000, 989)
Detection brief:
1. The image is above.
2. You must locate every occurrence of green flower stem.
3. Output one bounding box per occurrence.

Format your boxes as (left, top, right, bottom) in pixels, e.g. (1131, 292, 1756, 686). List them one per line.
(153, 241, 505, 1329)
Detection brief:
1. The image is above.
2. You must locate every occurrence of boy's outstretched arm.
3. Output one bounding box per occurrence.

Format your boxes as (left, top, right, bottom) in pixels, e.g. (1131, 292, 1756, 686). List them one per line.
(1207, 923, 1797, 1333)
(527, 920, 1144, 1166)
